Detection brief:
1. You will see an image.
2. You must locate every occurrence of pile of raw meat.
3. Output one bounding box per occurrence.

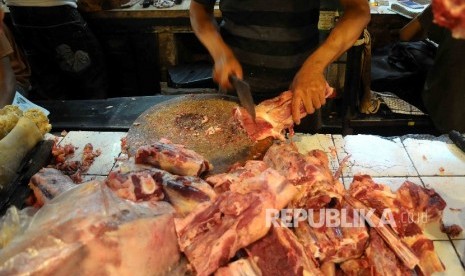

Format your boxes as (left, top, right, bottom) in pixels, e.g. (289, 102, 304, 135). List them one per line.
(0, 92, 456, 275)
(0, 140, 452, 275)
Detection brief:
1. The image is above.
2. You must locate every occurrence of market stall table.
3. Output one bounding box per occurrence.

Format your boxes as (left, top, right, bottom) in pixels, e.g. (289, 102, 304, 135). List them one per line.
(52, 131, 465, 274)
(35, 95, 179, 131)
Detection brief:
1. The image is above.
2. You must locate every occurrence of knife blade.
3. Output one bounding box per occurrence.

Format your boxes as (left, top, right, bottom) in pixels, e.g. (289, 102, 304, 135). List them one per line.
(229, 75, 256, 120)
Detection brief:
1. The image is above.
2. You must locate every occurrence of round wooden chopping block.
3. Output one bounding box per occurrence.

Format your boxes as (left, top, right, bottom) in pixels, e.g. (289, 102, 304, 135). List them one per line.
(126, 94, 272, 174)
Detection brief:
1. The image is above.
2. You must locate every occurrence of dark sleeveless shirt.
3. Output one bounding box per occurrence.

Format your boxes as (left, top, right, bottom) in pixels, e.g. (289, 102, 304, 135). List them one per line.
(193, 0, 320, 100)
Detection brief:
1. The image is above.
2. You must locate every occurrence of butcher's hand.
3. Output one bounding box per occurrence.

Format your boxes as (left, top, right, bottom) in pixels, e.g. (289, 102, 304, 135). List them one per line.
(213, 52, 243, 91)
(290, 70, 333, 125)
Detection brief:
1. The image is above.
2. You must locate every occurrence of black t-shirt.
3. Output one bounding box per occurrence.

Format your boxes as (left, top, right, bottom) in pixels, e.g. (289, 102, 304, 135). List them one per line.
(193, 0, 320, 101)
(419, 6, 465, 133)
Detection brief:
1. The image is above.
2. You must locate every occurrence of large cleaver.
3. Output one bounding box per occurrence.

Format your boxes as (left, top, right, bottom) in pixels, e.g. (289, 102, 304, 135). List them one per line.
(229, 75, 256, 120)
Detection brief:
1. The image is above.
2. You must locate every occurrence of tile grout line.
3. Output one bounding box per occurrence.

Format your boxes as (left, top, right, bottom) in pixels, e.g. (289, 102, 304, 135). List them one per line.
(400, 137, 426, 188)
(109, 151, 124, 175)
(330, 134, 349, 186)
(448, 236, 465, 270)
(331, 134, 354, 181)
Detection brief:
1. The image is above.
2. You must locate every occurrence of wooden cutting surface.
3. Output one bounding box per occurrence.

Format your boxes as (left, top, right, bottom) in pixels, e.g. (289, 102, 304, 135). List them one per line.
(126, 94, 272, 174)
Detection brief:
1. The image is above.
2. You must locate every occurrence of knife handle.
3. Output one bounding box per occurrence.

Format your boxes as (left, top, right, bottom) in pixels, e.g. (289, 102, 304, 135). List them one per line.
(229, 74, 240, 84)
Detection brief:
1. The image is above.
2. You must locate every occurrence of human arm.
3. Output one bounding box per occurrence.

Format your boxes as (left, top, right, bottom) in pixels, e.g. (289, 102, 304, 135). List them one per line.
(399, 16, 425, 41)
(190, 0, 242, 90)
(0, 56, 16, 108)
(399, 6, 433, 41)
(0, 10, 16, 108)
(291, 0, 370, 124)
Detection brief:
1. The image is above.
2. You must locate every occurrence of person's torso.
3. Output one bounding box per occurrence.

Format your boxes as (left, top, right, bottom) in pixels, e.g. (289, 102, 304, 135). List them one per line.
(5, 0, 77, 8)
(219, 0, 320, 100)
(3, 24, 31, 90)
(422, 31, 465, 133)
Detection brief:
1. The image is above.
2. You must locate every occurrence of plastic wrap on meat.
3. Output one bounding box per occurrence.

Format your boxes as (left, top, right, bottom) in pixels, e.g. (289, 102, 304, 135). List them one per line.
(135, 138, 212, 176)
(263, 142, 344, 209)
(28, 168, 76, 207)
(0, 181, 182, 276)
(246, 223, 323, 276)
(432, 0, 465, 39)
(174, 168, 297, 276)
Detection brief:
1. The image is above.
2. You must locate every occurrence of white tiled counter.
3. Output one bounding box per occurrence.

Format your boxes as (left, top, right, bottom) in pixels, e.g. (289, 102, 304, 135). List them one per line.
(58, 131, 465, 274)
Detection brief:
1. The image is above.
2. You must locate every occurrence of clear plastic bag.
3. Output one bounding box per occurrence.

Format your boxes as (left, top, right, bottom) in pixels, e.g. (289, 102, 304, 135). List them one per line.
(0, 181, 183, 275)
(0, 206, 36, 249)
